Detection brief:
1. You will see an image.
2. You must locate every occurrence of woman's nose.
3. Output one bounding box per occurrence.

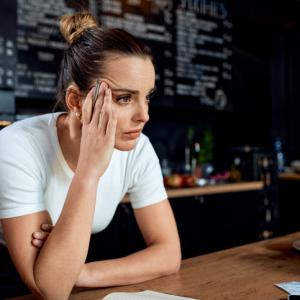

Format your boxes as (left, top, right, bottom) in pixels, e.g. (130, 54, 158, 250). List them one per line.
(134, 102, 149, 123)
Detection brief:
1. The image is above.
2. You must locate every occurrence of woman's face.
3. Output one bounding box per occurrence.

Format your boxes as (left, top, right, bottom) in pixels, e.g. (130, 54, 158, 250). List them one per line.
(102, 55, 155, 151)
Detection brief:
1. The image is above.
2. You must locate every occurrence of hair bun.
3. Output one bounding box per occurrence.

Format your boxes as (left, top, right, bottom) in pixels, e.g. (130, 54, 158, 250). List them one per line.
(59, 11, 98, 45)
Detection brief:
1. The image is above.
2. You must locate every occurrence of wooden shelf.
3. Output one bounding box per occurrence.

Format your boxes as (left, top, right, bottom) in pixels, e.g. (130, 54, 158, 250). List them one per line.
(278, 172, 300, 180)
(122, 181, 264, 203)
(166, 181, 264, 198)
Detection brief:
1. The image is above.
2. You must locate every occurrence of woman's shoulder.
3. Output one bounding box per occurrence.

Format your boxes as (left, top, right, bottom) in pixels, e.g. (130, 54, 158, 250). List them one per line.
(1, 112, 50, 131)
(0, 113, 58, 159)
(0, 113, 57, 141)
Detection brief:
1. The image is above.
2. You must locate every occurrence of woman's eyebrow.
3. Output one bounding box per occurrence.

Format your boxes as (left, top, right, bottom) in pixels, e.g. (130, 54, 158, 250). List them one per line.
(110, 88, 139, 94)
(110, 85, 156, 94)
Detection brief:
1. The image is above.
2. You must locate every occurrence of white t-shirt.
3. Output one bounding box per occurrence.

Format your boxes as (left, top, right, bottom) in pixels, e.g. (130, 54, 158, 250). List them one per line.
(0, 113, 167, 244)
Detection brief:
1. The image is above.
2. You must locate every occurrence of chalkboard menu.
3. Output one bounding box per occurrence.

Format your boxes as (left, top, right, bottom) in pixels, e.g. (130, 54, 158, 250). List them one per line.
(175, 1, 232, 110)
(16, 0, 77, 99)
(0, 0, 16, 90)
(0, 0, 17, 113)
(0, 0, 232, 111)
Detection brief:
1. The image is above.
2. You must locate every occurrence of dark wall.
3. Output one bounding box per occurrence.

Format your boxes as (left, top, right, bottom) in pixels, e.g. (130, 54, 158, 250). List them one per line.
(231, 0, 300, 163)
(272, 30, 300, 162)
(146, 0, 300, 168)
(145, 0, 275, 168)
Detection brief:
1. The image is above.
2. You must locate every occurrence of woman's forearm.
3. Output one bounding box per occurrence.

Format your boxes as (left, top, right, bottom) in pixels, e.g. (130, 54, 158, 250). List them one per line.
(34, 173, 98, 299)
(77, 243, 181, 288)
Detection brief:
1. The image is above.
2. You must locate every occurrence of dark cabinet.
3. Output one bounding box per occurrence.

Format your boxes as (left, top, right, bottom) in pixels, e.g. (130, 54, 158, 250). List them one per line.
(172, 189, 278, 258)
(277, 179, 300, 235)
(87, 188, 278, 261)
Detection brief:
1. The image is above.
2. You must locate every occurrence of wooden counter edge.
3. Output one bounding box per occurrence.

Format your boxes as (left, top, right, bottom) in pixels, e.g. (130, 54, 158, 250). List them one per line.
(122, 181, 264, 203)
(7, 231, 300, 300)
(166, 181, 264, 198)
(278, 172, 300, 180)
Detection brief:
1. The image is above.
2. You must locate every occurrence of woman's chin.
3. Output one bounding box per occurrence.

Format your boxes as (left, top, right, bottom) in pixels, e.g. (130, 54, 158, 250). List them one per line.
(114, 139, 137, 151)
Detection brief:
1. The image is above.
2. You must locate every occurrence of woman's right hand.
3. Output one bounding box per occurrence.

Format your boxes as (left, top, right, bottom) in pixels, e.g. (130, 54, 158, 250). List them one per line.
(76, 82, 117, 180)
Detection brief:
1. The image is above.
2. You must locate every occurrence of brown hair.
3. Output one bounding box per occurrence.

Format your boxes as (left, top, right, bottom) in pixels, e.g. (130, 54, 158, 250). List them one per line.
(55, 11, 154, 110)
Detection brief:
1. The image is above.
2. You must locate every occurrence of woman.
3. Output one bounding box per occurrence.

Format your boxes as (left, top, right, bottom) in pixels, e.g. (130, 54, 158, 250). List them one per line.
(0, 11, 181, 300)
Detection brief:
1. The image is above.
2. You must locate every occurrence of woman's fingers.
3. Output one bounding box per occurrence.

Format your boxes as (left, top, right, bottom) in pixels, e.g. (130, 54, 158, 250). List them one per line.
(98, 88, 111, 132)
(31, 231, 50, 248)
(98, 88, 116, 138)
(31, 224, 53, 248)
(41, 223, 53, 232)
(91, 82, 106, 127)
(81, 87, 94, 125)
(32, 231, 49, 239)
(106, 109, 117, 139)
(78, 81, 111, 128)
(76, 81, 115, 178)
(31, 239, 43, 248)
(81, 81, 112, 132)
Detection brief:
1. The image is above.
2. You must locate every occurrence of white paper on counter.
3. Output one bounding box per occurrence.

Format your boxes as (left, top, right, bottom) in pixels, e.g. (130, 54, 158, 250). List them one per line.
(102, 290, 199, 300)
(275, 281, 300, 295)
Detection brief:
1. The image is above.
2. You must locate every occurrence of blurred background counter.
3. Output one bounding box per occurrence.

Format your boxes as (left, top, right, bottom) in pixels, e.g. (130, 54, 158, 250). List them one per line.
(123, 181, 264, 202)
(278, 172, 300, 181)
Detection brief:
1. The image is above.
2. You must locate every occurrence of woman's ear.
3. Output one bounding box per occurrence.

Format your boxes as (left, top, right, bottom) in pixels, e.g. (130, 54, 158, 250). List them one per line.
(65, 85, 83, 113)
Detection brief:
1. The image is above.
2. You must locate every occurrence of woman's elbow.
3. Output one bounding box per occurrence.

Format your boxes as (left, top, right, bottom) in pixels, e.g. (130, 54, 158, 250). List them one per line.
(34, 272, 72, 300)
(36, 285, 70, 300)
(163, 247, 182, 276)
(171, 251, 182, 274)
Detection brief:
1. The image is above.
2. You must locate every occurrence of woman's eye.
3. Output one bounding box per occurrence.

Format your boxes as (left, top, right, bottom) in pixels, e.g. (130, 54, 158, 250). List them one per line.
(116, 95, 131, 104)
(146, 92, 155, 103)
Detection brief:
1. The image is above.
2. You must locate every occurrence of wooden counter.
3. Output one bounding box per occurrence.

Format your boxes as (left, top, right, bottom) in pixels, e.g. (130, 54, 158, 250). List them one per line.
(278, 172, 300, 181)
(165, 181, 264, 199)
(121, 181, 264, 203)
(10, 232, 300, 300)
(71, 232, 300, 300)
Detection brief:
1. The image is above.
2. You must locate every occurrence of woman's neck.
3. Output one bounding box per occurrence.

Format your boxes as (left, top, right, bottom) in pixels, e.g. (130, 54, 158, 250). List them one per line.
(56, 113, 81, 172)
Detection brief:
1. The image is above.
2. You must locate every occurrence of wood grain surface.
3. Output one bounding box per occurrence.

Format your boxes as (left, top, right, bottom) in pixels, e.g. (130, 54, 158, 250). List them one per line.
(278, 172, 300, 181)
(9, 232, 300, 300)
(70, 232, 300, 300)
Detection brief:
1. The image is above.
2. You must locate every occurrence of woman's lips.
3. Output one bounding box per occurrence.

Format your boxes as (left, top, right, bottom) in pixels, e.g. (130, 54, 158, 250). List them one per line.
(124, 130, 142, 140)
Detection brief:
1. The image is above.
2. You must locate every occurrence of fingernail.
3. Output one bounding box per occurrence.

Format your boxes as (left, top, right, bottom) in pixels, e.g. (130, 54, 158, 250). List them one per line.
(41, 224, 51, 229)
(101, 82, 108, 90)
(34, 232, 41, 238)
(34, 239, 42, 246)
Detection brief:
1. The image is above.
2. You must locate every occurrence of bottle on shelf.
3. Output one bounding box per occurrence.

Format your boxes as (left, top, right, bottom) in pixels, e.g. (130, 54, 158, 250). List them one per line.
(184, 128, 214, 180)
(259, 156, 272, 186)
(199, 129, 214, 179)
(184, 127, 194, 174)
(273, 137, 285, 173)
(191, 141, 202, 178)
(229, 156, 242, 182)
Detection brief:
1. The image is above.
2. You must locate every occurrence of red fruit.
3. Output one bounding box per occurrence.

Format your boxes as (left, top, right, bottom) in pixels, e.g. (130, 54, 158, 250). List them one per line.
(182, 175, 196, 187)
(164, 174, 183, 188)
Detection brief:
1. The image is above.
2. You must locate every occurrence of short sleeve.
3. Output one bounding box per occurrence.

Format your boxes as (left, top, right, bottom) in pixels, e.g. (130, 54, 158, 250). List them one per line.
(0, 128, 46, 219)
(128, 137, 167, 209)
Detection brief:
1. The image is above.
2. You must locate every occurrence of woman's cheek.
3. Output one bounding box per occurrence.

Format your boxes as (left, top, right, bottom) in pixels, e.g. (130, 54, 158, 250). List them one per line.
(115, 108, 128, 127)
